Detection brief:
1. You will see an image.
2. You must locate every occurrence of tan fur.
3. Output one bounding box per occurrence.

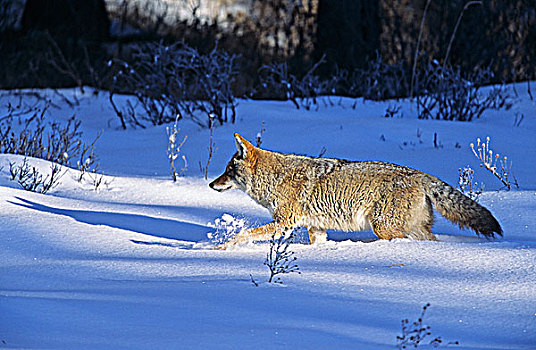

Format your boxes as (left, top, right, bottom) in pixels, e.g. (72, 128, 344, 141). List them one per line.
(209, 134, 502, 248)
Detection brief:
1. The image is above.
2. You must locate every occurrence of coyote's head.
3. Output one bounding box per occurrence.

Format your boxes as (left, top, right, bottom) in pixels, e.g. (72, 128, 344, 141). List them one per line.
(209, 133, 258, 192)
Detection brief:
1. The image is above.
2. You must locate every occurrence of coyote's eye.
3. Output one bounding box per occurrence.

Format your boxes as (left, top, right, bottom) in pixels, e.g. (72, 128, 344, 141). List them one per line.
(226, 162, 237, 175)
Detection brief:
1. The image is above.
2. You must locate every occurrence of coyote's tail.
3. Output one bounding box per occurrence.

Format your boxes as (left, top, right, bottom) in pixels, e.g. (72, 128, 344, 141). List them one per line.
(422, 175, 502, 238)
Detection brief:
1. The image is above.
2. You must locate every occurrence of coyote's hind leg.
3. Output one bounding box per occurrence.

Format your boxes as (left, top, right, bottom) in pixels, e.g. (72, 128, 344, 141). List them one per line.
(307, 227, 327, 244)
(405, 196, 437, 241)
(370, 221, 405, 240)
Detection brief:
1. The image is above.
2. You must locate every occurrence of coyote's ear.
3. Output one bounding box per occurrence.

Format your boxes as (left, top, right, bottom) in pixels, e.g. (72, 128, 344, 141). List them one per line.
(234, 133, 255, 158)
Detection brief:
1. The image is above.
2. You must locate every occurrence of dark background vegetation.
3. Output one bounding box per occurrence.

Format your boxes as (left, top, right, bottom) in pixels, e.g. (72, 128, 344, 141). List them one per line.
(1, 0, 534, 98)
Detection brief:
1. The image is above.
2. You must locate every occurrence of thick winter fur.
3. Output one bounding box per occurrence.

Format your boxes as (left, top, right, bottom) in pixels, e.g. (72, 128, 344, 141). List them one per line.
(209, 134, 502, 248)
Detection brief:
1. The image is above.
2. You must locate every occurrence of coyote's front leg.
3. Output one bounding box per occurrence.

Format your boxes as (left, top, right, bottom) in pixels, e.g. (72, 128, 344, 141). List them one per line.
(217, 221, 288, 249)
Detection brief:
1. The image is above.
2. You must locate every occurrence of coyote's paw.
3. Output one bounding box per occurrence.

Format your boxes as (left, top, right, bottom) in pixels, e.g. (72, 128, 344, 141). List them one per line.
(208, 214, 247, 248)
(214, 238, 238, 250)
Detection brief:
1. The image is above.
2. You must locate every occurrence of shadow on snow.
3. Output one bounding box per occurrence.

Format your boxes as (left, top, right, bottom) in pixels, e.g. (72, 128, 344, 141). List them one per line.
(10, 197, 212, 245)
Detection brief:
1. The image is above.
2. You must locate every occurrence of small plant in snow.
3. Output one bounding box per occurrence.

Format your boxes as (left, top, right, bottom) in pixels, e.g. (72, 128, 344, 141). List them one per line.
(199, 114, 216, 180)
(166, 115, 187, 182)
(87, 172, 113, 191)
(265, 227, 300, 284)
(513, 112, 524, 127)
(396, 303, 459, 349)
(384, 104, 402, 118)
(470, 136, 518, 190)
(208, 214, 247, 246)
(458, 166, 483, 201)
(76, 131, 102, 183)
(255, 121, 266, 147)
(9, 158, 64, 194)
(400, 129, 424, 149)
(77, 155, 95, 182)
(318, 146, 327, 157)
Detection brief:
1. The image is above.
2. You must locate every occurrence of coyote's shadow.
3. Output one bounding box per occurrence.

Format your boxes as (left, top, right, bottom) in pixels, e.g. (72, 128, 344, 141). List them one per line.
(10, 197, 211, 244)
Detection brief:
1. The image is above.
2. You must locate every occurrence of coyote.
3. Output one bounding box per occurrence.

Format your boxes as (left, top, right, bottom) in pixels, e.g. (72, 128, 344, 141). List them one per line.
(209, 134, 502, 248)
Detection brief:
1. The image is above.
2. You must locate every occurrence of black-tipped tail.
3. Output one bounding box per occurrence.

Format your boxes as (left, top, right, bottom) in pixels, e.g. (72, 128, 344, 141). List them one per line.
(424, 176, 502, 239)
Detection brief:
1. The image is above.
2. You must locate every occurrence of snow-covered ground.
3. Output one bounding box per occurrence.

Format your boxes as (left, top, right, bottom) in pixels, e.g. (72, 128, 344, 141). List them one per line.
(1, 85, 535, 349)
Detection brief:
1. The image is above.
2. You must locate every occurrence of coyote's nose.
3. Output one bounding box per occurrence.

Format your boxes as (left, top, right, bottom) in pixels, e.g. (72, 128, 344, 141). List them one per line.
(209, 179, 223, 191)
(209, 178, 231, 192)
(209, 173, 232, 192)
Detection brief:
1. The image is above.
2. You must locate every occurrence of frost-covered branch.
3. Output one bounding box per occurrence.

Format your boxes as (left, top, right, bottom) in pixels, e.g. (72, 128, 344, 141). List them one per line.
(470, 136, 518, 190)
(166, 115, 187, 182)
(255, 121, 266, 147)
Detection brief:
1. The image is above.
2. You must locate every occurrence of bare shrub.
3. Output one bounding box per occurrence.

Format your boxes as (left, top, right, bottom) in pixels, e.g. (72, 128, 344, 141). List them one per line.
(107, 91, 144, 129)
(109, 41, 238, 128)
(257, 56, 339, 110)
(9, 157, 64, 194)
(0, 102, 101, 182)
(384, 104, 402, 118)
(286, 55, 409, 108)
(75, 131, 101, 183)
(0, 103, 87, 165)
(87, 172, 113, 191)
(415, 64, 513, 121)
(43, 32, 85, 93)
(265, 227, 301, 284)
(257, 61, 300, 107)
(397, 303, 459, 349)
(349, 55, 409, 101)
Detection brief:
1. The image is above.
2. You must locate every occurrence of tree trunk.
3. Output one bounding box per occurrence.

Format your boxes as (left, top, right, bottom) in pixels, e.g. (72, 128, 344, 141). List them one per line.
(21, 0, 109, 42)
(314, 0, 381, 71)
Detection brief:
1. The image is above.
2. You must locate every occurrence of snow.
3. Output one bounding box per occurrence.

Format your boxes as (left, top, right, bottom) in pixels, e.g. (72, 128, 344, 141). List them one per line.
(1, 85, 535, 349)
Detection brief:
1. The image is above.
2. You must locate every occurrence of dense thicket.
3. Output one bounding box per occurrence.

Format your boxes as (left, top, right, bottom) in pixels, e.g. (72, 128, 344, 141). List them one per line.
(0, 0, 534, 94)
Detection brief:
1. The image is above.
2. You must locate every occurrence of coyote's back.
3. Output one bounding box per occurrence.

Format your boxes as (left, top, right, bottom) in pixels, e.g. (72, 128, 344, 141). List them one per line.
(209, 134, 502, 247)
